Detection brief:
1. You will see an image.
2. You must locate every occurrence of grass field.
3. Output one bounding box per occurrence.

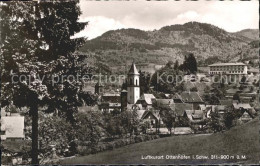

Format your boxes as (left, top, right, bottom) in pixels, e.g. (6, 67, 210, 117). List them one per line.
(60, 118, 260, 164)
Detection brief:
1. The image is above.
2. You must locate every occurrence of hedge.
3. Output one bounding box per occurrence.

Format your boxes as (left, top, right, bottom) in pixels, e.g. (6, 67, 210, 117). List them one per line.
(77, 134, 160, 156)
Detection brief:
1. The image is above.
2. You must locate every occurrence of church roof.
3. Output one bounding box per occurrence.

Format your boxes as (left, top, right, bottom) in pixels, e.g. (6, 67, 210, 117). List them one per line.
(128, 62, 139, 75)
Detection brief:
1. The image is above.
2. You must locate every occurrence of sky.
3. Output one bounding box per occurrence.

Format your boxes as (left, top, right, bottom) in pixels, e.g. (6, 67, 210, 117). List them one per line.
(74, 0, 259, 39)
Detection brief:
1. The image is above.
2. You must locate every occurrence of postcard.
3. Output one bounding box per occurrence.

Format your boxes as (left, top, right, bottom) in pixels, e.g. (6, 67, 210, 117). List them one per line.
(1, 0, 259, 165)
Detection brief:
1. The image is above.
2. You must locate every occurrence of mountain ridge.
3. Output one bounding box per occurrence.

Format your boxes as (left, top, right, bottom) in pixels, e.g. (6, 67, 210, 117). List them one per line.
(79, 22, 258, 71)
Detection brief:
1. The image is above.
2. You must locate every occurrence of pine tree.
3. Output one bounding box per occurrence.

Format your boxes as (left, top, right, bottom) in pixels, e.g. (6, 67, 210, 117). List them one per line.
(1, 1, 87, 164)
(174, 60, 179, 70)
(181, 53, 197, 74)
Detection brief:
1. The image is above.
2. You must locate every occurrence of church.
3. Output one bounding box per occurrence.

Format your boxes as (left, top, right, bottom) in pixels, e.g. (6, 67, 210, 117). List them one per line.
(97, 62, 142, 112)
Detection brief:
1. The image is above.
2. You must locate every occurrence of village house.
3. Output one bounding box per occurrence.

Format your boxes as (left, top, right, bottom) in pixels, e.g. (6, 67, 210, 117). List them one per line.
(172, 93, 183, 103)
(141, 109, 162, 128)
(198, 104, 226, 118)
(136, 93, 156, 109)
(154, 99, 174, 107)
(98, 93, 121, 112)
(178, 91, 204, 109)
(169, 103, 193, 119)
(183, 109, 207, 128)
(1, 113, 25, 141)
(232, 103, 257, 123)
(219, 99, 233, 107)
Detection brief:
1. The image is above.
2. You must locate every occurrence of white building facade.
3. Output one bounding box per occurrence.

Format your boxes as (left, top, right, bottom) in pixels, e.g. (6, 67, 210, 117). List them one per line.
(208, 62, 247, 75)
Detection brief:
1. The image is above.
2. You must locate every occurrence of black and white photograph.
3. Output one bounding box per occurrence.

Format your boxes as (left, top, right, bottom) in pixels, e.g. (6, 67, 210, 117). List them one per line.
(0, 0, 259, 165)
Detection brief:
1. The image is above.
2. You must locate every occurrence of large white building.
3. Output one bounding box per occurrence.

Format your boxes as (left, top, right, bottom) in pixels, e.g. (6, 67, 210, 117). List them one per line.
(208, 62, 247, 75)
(127, 62, 140, 104)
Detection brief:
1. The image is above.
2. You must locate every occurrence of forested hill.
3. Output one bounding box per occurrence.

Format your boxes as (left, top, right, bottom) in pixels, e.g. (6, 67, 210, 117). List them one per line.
(234, 29, 259, 41)
(79, 22, 258, 68)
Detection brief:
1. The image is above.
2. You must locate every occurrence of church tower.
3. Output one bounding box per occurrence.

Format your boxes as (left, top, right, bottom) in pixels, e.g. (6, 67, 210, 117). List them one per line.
(127, 62, 140, 104)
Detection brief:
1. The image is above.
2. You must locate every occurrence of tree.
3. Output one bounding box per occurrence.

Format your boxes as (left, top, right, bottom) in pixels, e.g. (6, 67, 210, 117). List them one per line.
(204, 85, 211, 93)
(233, 92, 241, 102)
(151, 67, 177, 93)
(223, 106, 241, 129)
(74, 110, 104, 152)
(139, 71, 151, 95)
(1, 1, 87, 164)
(240, 75, 247, 84)
(174, 60, 179, 70)
(159, 106, 176, 135)
(175, 116, 190, 127)
(203, 93, 220, 105)
(207, 110, 225, 133)
(165, 60, 174, 68)
(38, 113, 74, 163)
(139, 121, 151, 134)
(120, 109, 140, 136)
(181, 53, 197, 74)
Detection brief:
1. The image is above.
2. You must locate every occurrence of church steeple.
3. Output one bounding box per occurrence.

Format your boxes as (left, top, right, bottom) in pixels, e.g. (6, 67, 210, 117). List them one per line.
(127, 61, 140, 104)
(128, 62, 139, 75)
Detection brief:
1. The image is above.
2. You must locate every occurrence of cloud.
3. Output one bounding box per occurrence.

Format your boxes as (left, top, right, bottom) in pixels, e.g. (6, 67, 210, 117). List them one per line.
(77, 0, 258, 39)
(177, 11, 200, 20)
(73, 16, 126, 39)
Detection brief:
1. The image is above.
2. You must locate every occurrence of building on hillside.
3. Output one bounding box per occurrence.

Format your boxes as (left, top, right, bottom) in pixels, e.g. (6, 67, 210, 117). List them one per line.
(127, 62, 140, 104)
(169, 103, 193, 119)
(172, 93, 183, 103)
(208, 62, 248, 75)
(179, 91, 204, 109)
(238, 111, 256, 123)
(184, 110, 207, 127)
(141, 109, 162, 128)
(154, 99, 174, 107)
(136, 93, 156, 108)
(198, 104, 226, 118)
(247, 67, 259, 76)
(232, 103, 257, 123)
(219, 99, 233, 107)
(98, 93, 121, 112)
(1, 114, 25, 141)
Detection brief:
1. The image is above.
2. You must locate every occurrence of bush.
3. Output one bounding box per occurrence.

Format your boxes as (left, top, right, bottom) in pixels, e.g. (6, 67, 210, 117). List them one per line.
(106, 142, 115, 150)
(77, 146, 91, 156)
(134, 135, 144, 143)
(125, 138, 131, 145)
(98, 144, 106, 152)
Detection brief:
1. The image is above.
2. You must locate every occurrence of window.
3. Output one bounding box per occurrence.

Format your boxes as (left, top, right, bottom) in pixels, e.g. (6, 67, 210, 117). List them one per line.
(136, 79, 138, 86)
